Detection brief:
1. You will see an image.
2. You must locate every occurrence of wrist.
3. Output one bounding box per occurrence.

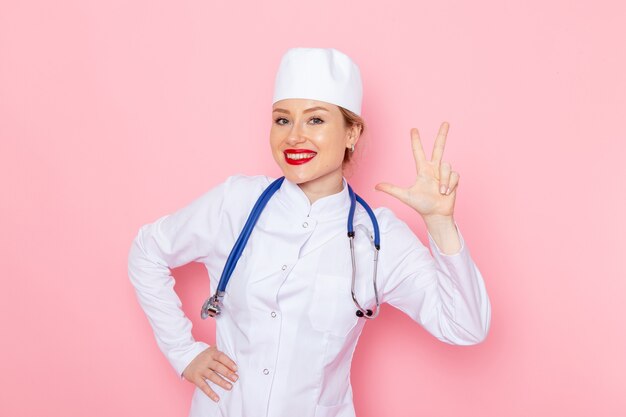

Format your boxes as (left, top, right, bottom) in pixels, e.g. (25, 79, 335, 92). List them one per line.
(423, 214, 461, 255)
(423, 214, 455, 229)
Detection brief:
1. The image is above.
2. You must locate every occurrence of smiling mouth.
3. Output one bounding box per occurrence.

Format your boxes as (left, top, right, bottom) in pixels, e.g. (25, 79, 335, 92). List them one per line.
(285, 152, 316, 160)
(284, 150, 317, 165)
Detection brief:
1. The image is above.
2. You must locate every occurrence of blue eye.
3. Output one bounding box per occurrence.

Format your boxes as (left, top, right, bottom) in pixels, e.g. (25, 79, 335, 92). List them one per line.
(274, 116, 324, 125)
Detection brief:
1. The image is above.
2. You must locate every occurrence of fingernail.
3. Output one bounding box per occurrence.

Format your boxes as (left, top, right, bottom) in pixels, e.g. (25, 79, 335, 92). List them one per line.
(233, 374, 238, 381)
(446, 187, 451, 195)
(440, 185, 446, 194)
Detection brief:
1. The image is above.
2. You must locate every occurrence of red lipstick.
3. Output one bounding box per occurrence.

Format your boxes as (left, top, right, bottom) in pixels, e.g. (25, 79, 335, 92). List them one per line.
(284, 148, 317, 165)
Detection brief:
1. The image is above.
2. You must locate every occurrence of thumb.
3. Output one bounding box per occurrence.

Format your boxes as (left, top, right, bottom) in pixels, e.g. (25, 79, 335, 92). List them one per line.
(375, 182, 407, 203)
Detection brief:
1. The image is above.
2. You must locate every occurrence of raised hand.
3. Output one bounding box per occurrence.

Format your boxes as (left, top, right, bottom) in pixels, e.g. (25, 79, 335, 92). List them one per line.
(375, 122, 459, 222)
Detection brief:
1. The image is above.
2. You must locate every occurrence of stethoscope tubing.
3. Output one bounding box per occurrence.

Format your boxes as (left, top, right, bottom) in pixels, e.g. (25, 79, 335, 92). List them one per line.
(347, 184, 381, 318)
(201, 176, 381, 320)
(217, 177, 285, 293)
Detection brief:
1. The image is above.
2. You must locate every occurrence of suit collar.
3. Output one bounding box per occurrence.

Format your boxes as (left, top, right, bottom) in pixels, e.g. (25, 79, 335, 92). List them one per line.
(276, 175, 351, 221)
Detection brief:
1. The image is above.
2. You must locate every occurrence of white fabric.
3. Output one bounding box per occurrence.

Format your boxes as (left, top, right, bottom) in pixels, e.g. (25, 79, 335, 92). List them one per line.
(272, 47, 363, 116)
(127, 174, 492, 417)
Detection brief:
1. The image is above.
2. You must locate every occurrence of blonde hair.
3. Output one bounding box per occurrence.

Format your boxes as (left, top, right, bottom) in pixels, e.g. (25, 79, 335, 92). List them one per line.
(339, 106, 366, 166)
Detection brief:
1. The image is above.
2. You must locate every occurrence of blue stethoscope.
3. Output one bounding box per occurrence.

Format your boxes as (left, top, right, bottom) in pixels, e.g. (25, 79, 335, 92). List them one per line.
(201, 176, 381, 321)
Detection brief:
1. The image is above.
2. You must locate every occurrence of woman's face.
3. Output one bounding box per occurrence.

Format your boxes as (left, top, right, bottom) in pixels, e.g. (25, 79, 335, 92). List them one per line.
(270, 98, 358, 193)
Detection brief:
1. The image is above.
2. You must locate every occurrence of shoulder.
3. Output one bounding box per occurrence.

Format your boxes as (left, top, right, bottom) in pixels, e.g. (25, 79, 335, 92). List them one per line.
(216, 173, 278, 211)
(185, 173, 275, 212)
(355, 203, 405, 231)
(222, 173, 274, 194)
(355, 203, 419, 244)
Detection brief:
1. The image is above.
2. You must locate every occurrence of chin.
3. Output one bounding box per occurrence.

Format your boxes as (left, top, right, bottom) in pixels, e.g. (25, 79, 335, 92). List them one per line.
(274, 160, 310, 184)
(281, 170, 314, 185)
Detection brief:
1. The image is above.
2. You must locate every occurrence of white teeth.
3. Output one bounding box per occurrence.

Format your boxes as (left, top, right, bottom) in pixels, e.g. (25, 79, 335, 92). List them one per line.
(286, 152, 316, 160)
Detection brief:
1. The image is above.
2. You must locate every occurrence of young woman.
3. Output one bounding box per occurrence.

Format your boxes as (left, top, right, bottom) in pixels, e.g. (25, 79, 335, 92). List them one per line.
(128, 47, 491, 417)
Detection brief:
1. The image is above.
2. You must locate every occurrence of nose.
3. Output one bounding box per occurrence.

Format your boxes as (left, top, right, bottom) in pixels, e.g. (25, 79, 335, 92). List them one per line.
(286, 120, 306, 146)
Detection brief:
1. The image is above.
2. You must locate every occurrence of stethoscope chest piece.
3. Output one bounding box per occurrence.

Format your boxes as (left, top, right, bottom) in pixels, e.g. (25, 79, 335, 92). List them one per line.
(201, 291, 225, 319)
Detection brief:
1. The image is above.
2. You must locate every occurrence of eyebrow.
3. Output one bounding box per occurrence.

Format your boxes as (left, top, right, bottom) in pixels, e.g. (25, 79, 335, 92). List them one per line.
(272, 106, 330, 114)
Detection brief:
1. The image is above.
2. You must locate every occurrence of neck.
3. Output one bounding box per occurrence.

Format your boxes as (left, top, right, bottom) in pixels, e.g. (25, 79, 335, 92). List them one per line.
(298, 173, 344, 205)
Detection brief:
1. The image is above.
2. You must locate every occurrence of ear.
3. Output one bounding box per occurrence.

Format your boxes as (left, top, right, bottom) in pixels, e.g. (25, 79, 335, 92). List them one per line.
(345, 123, 361, 148)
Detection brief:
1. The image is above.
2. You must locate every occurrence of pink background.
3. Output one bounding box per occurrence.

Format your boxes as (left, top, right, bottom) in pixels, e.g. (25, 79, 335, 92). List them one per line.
(1, 0, 625, 416)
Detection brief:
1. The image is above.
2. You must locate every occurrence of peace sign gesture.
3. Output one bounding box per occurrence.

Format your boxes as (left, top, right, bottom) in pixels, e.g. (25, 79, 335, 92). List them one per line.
(375, 122, 459, 222)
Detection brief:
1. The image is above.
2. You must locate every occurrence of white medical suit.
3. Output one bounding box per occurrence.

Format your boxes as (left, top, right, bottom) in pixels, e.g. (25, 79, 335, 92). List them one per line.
(127, 174, 492, 417)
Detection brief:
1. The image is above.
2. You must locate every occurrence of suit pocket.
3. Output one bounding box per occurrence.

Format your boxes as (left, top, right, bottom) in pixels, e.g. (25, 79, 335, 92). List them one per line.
(307, 273, 359, 338)
(314, 400, 354, 417)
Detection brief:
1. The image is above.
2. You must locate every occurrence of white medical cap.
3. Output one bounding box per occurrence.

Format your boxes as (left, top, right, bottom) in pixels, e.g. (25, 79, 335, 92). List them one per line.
(272, 47, 363, 116)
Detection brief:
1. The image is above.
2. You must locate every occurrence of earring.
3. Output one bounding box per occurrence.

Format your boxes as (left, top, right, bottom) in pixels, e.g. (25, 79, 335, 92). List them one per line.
(350, 144, 355, 153)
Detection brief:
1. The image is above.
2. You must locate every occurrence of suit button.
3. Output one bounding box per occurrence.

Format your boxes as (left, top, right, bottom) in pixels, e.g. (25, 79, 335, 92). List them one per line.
(263, 368, 269, 375)
(271, 311, 277, 318)
(281, 264, 287, 271)
(302, 221, 309, 228)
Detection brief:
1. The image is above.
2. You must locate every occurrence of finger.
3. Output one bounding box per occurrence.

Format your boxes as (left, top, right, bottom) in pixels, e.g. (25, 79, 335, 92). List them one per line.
(446, 171, 460, 195)
(212, 361, 239, 383)
(410, 128, 427, 173)
(195, 376, 220, 402)
(203, 368, 233, 391)
(217, 351, 238, 373)
(431, 121, 449, 167)
(375, 182, 408, 203)
(439, 162, 451, 194)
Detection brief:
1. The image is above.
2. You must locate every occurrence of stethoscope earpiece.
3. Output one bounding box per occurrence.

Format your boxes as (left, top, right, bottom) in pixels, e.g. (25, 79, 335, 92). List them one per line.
(355, 309, 373, 318)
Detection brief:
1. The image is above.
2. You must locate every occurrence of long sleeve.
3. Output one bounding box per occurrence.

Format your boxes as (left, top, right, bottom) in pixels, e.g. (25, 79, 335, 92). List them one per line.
(380, 214, 491, 345)
(127, 178, 230, 379)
